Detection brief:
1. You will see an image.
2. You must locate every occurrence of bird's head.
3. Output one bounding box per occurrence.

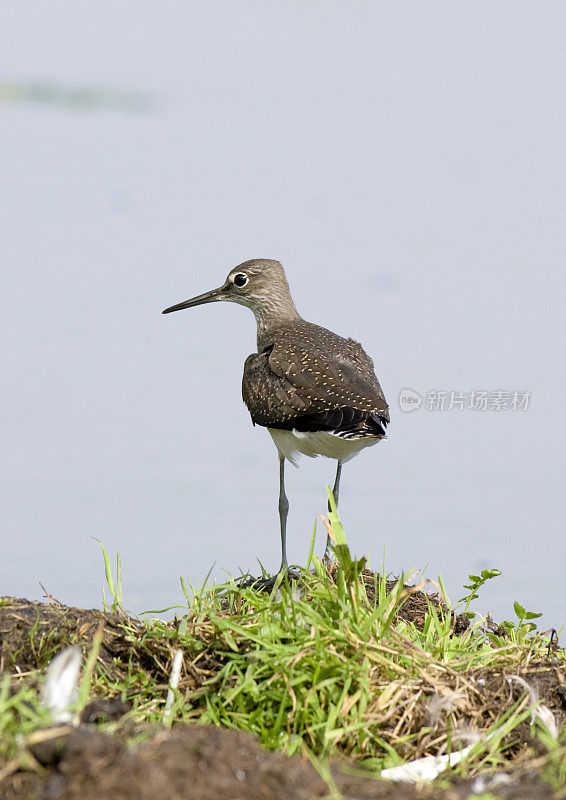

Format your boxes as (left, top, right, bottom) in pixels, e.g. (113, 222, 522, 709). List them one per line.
(162, 259, 299, 326)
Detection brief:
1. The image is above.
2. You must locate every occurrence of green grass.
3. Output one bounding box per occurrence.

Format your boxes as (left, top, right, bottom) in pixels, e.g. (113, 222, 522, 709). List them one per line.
(1, 491, 565, 790)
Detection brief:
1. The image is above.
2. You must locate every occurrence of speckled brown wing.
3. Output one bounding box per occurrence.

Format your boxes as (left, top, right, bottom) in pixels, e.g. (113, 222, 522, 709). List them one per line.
(242, 321, 389, 432)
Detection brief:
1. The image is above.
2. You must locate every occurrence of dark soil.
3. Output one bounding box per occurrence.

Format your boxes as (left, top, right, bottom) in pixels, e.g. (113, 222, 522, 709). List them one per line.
(0, 598, 148, 678)
(1, 725, 558, 800)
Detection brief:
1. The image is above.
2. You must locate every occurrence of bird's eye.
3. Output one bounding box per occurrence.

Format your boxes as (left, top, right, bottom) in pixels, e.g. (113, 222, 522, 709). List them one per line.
(233, 273, 249, 288)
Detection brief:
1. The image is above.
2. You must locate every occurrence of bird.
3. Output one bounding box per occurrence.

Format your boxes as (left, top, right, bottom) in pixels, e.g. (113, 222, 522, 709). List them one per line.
(163, 259, 389, 577)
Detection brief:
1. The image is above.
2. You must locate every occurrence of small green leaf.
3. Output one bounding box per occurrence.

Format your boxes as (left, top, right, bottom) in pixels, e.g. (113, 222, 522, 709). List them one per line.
(524, 622, 537, 632)
(514, 601, 526, 618)
(525, 611, 542, 620)
(481, 568, 501, 580)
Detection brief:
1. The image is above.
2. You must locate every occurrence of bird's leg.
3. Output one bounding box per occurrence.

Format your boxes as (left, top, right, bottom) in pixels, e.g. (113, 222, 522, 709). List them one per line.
(278, 455, 289, 570)
(323, 460, 342, 563)
(239, 455, 296, 591)
(236, 455, 292, 592)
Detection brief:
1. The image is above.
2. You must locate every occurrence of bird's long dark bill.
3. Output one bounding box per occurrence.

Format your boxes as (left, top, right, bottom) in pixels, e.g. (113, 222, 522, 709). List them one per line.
(162, 286, 225, 314)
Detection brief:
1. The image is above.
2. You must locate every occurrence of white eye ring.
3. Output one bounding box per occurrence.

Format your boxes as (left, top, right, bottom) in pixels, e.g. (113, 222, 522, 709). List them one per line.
(232, 272, 249, 288)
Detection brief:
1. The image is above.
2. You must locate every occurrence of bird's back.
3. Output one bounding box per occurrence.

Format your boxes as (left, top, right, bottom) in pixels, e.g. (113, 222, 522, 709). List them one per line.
(242, 320, 389, 434)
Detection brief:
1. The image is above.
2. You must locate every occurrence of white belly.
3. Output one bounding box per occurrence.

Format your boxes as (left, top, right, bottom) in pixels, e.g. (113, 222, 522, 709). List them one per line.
(268, 427, 381, 466)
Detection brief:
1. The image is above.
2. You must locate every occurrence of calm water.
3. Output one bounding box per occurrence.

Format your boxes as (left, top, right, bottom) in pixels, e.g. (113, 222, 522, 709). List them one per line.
(1, 2, 565, 627)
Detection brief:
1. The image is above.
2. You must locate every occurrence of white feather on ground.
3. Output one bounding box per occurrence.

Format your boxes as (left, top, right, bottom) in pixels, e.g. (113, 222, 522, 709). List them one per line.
(40, 646, 82, 724)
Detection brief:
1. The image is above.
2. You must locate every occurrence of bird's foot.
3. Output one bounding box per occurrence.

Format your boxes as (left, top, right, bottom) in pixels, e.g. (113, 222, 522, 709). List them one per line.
(238, 566, 301, 593)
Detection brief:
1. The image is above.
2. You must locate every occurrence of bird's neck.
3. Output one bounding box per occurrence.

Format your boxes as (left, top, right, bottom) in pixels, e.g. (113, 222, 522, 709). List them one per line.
(253, 302, 302, 350)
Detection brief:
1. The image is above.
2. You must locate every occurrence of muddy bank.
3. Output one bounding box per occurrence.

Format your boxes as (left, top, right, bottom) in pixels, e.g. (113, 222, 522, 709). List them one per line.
(1, 724, 558, 800)
(1, 587, 565, 800)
